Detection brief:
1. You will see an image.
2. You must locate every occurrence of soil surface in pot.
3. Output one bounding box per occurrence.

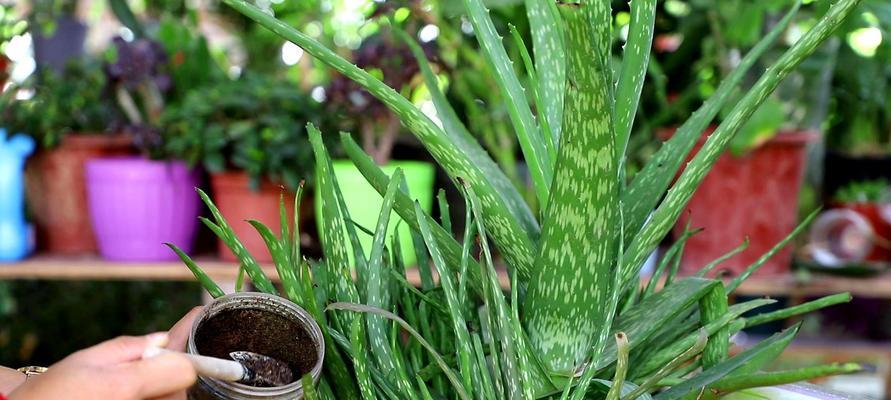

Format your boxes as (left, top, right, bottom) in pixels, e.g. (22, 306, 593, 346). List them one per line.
(194, 308, 318, 387)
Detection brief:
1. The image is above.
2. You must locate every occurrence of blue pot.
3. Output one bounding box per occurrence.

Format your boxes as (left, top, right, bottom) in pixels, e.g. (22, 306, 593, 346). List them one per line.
(0, 128, 35, 261)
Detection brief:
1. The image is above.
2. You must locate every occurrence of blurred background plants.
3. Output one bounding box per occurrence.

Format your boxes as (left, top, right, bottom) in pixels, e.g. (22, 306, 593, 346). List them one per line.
(0, 59, 114, 147)
(162, 73, 323, 190)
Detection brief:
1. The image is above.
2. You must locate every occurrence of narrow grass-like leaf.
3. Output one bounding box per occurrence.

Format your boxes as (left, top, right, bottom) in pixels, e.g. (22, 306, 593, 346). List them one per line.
(727, 209, 818, 292)
(703, 363, 862, 398)
(466, 184, 524, 398)
(165, 243, 224, 298)
(696, 238, 749, 278)
(525, 0, 564, 146)
(472, 332, 498, 400)
(290, 181, 305, 286)
(463, 0, 553, 207)
(643, 226, 699, 298)
(745, 293, 852, 328)
(615, 0, 657, 159)
(327, 302, 470, 400)
(654, 325, 800, 400)
(625, 330, 708, 400)
(620, 2, 801, 248)
(599, 278, 720, 370)
(196, 189, 276, 294)
(634, 299, 775, 379)
(415, 201, 475, 396)
(524, 0, 617, 372)
(622, 0, 860, 281)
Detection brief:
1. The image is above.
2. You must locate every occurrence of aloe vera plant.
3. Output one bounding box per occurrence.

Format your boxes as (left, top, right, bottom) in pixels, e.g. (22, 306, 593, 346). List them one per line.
(172, 0, 866, 398)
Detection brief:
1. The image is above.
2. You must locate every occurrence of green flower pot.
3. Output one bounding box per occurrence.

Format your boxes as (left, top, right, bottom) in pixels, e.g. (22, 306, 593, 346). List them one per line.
(315, 160, 436, 266)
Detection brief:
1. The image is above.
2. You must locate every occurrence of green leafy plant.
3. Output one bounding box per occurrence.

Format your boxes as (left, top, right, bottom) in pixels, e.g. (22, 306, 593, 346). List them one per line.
(0, 59, 114, 148)
(833, 179, 891, 203)
(173, 0, 864, 397)
(161, 73, 322, 190)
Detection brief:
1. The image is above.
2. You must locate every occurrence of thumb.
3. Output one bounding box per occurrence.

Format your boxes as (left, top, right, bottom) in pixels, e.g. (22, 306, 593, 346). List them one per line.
(69, 333, 170, 366)
(127, 353, 197, 399)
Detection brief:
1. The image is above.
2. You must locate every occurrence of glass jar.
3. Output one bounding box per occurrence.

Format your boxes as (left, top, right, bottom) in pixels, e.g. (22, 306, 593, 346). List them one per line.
(187, 292, 325, 400)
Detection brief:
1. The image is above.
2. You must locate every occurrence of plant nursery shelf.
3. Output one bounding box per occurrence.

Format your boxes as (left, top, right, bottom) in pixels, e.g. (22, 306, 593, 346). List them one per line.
(2, 255, 891, 299)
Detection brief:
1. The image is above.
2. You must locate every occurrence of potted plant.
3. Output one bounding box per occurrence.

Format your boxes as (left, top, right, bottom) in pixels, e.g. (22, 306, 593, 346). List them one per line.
(648, 2, 838, 277)
(28, 0, 86, 73)
(323, 15, 436, 265)
(162, 73, 320, 263)
(84, 36, 201, 262)
(166, 0, 864, 398)
(2, 60, 131, 254)
(0, 129, 34, 261)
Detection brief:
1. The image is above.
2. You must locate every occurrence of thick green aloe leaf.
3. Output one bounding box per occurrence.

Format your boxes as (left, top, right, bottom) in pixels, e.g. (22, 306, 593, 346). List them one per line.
(247, 220, 302, 303)
(308, 124, 361, 328)
(620, 2, 800, 248)
(622, 0, 862, 281)
(654, 325, 800, 400)
(195, 189, 276, 294)
(523, 0, 618, 373)
(363, 168, 415, 397)
(339, 133, 488, 293)
(350, 318, 376, 400)
(463, 0, 553, 207)
(615, 0, 657, 159)
(165, 243, 224, 298)
(698, 284, 730, 368)
(525, 0, 565, 146)
(221, 0, 541, 276)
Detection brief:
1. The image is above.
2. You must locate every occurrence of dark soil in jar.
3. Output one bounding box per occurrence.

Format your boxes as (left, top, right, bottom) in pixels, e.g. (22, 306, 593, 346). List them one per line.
(194, 308, 318, 387)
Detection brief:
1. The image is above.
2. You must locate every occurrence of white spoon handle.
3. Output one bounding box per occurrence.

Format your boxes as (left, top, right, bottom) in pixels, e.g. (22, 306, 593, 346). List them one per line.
(143, 347, 245, 382)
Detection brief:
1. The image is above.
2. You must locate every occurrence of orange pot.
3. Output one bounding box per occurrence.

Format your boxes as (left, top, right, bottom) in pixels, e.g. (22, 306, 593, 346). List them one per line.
(666, 127, 816, 277)
(25, 134, 132, 254)
(210, 172, 313, 263)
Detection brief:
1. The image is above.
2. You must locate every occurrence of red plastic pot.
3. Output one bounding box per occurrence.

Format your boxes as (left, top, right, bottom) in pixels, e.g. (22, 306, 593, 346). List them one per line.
(669, 127, 816, 277)
(210, 172, 313, 263)
(25, 134, 132, 254)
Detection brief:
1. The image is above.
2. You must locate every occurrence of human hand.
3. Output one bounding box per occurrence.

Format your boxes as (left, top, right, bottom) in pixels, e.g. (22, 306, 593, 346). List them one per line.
(166, 306, 203, 352)
(8, 333, 196, 400)
(0, 366, 25, 395)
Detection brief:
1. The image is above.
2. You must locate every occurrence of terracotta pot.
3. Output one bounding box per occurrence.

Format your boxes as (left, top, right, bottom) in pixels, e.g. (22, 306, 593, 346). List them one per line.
(25, 134, 132, 254)
(210, 172, 312, 263)
(668, 127, 816, 277)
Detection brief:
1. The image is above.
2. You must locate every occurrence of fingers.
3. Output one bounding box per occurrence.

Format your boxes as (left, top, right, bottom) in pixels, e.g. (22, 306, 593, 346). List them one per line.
(70, 333, 170, 365)
(167, 306, 203, 352)
(129, 353, 197, 399)
(0, 366, 26, 395)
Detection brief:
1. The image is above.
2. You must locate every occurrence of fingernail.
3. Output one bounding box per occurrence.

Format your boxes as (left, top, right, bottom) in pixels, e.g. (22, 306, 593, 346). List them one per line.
(146, 332, 170, 348)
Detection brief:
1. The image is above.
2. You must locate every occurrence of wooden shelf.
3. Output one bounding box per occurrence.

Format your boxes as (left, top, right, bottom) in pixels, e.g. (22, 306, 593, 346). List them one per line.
(2, 255, 891, 298)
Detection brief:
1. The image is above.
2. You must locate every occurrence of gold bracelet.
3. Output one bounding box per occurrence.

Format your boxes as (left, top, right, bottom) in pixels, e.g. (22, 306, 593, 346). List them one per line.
(15, 366, 47, 379)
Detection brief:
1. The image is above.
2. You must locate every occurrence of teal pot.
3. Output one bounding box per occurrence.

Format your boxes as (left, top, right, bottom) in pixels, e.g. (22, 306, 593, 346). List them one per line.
(315, 160, 436, 266)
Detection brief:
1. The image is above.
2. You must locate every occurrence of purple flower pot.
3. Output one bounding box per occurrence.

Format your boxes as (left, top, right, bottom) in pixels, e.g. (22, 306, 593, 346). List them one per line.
(85, 157, 200, 261)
